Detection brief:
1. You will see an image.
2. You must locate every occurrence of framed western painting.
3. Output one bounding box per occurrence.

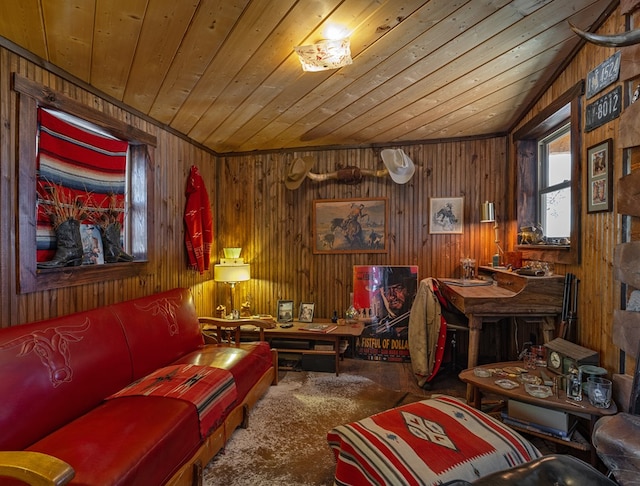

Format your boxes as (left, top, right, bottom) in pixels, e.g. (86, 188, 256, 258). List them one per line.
(312, 198, 388, 254)
(587, 139, 613, 213)
(429, 197, 464, 234)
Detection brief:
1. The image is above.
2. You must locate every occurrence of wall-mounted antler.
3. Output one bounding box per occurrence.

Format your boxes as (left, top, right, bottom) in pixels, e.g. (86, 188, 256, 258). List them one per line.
(569, 21, 640, 47)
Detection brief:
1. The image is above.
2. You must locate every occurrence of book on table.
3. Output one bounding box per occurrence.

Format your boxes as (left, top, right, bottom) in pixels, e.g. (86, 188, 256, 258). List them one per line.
(300, 323, 338, 333)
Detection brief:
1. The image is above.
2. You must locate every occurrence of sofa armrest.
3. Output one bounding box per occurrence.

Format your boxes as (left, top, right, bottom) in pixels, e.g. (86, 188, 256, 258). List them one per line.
(199, 317, 275, 346)
(0, 451, 74, 486)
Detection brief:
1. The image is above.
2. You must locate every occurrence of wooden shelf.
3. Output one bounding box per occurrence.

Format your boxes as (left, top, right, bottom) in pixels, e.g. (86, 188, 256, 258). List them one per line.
(502, 420, 591, 452)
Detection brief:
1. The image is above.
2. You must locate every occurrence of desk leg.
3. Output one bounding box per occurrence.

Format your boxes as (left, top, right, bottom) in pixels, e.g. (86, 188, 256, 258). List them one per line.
(334, 336, 340, 376)
(466, 315, 482, 404)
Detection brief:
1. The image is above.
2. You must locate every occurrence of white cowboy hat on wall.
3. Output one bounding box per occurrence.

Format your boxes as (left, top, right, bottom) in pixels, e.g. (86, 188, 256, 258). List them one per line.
(381, 148, 415, 184)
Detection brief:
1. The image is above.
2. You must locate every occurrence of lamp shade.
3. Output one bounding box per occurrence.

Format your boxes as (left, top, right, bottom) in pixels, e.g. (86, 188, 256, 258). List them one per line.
(214, 263, 250, 283)
(480, 201, 495, 222)
(294, 38, 352, 72)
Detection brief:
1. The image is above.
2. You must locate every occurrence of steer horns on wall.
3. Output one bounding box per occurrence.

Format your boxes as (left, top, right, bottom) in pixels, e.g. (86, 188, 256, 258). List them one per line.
(284, 148, 415, 190)
(569, 21, 640, 47)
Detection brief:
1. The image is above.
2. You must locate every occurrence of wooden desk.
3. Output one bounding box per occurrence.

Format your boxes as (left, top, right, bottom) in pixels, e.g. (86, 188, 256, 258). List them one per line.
(439, 268, 564, 402)
(460, 362, 617, 465)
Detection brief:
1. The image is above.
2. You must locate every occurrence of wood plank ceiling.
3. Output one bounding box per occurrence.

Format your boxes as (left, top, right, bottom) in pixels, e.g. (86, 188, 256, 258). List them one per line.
(0, 0, 615, 154)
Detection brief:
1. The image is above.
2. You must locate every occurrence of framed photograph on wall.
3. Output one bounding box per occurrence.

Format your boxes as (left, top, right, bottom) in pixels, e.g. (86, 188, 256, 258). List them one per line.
(298, 302, 315, 323)
(587, 139, 613, 213)
(277, 300, 294, 323)
(312, 198, 388, 254)
(429, 197, 464, 234)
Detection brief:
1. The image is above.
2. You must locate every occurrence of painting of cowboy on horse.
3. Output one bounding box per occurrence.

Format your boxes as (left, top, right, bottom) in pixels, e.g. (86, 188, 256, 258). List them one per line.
(313, 198, 388, 254)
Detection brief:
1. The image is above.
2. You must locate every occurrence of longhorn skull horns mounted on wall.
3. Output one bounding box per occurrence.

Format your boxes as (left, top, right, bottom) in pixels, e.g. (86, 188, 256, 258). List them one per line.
(284, 149, 416, 190)
(569, 21, 640, 47)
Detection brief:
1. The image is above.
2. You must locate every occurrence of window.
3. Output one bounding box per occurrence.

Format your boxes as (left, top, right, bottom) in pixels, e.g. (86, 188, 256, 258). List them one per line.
(36, 108, 131, 266)
(538, 124, 572, 240)
(13, 73, 156, 293)
(513, 82, 582, 264)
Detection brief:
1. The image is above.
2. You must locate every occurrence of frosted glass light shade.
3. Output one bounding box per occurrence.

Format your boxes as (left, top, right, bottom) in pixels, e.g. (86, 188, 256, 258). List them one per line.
(294, 38, 352, 72)
(214, 264, 250, 283)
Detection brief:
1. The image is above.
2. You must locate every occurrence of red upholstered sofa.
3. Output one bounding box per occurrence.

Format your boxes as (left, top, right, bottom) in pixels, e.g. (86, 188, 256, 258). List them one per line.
(0, 288, 276, 485)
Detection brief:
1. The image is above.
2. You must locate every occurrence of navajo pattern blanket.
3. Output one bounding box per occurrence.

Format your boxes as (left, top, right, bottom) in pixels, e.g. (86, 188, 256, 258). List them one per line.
(327, 395, 540, 486)
(108, 364, 237, 438)
(36, 108, 129, 262)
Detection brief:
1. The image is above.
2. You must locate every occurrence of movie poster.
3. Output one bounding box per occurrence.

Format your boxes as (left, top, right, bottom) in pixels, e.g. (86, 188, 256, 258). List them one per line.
(353, 265, 419, 361)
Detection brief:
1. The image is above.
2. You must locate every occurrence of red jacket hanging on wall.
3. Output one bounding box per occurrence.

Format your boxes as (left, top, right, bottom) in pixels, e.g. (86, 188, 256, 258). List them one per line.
(184, 165, 213, 274)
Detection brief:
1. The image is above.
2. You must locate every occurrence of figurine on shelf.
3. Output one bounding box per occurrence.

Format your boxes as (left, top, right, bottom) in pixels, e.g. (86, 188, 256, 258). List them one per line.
(566, 363, 583, 401)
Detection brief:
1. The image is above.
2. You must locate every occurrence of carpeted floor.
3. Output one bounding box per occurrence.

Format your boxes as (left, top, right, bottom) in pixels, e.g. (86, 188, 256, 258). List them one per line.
(203, 369, 426, 486)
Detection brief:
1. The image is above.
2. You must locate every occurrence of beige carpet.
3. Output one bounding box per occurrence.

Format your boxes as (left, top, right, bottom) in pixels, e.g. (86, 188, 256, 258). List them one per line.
(202, 371, 424, 486)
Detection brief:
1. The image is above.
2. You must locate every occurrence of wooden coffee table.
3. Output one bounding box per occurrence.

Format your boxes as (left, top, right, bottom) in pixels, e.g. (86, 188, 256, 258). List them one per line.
(460, 361, 617, 465)
(200, 317, 364, 375)
(258, 320, 365, 375)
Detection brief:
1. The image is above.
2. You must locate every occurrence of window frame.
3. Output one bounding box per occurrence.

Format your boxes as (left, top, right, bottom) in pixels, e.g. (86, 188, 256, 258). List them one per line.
(513, 82, 583, 265)
(13, 73, 156, 293)
(537, 123, 572, 239)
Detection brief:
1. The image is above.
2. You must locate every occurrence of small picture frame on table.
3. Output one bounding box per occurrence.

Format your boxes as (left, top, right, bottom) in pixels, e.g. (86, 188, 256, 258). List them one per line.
(298, 302, 315, 323)
(277, 300, 294, 324)
(587, 138, 613, 213)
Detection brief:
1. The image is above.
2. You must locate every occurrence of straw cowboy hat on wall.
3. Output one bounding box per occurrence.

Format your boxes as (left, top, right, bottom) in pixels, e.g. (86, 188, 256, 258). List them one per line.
(284, 156, 315, 190)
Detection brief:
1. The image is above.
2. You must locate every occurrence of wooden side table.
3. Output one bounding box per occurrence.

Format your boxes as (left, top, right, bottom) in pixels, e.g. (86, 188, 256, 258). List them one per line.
(459, 361, 617, 465)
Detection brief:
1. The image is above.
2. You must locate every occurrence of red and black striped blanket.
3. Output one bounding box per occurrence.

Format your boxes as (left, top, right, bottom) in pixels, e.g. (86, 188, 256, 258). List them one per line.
(327, 395, 540, 486)
(108, 364, 237, 438)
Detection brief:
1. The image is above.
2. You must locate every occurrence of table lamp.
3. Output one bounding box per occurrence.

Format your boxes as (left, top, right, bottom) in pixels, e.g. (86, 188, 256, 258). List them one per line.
(480, 201, 503, 267)
(214, 248, 250, 318)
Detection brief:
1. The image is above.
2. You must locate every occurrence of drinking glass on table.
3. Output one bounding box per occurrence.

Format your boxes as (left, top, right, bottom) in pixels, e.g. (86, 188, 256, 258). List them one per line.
(587, 377, 612, 408)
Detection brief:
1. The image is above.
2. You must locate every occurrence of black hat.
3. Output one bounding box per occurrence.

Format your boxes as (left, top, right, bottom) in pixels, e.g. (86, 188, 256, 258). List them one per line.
(385, 267, 417, 293)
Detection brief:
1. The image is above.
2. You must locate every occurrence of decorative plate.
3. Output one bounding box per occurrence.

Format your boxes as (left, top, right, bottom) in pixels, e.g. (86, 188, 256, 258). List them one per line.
(473, 368, 492, 378)
(519, 373, 542, 385)
(495, 379, 519, 389)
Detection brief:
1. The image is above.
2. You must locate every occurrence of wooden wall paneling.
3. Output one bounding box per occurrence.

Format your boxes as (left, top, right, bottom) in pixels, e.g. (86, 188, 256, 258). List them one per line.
(229, 138, 508, 319)
(508, 8, 626, 373)
(0, 47, 12, 327)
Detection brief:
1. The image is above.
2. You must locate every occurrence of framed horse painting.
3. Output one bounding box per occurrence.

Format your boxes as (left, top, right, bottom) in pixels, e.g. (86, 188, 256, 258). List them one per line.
(312, 198, 388, 254)
(429, 197, 464, 234)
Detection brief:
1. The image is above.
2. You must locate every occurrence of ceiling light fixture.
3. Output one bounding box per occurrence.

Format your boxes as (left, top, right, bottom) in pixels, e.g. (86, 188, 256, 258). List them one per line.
(294, 38, 352, 72)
